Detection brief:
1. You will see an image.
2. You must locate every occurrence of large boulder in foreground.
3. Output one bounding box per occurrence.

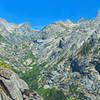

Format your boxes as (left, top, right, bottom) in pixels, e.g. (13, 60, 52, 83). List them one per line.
(0, 65, 43, 100)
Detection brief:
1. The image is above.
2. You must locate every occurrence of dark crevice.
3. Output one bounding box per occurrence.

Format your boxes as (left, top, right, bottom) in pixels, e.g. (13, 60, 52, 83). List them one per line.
(95, 63, 100, 74)
(0, 75, 10, 80)
(22, 89, 33, 96)
(58, 40, 63, 48)
(90, 61, 100, 74)
(1, 94, 3, 100)
(21, 89, 37, 100)
(0, 80, 14, 100)
(69, 58, 84, 73)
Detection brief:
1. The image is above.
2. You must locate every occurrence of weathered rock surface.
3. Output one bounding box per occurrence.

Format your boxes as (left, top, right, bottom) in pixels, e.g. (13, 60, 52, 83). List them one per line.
(0, 65, 43, 100)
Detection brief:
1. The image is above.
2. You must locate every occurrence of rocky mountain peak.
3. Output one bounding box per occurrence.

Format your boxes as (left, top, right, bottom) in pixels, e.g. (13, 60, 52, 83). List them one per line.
(0, 18, 8, 23)
(65, 19, 72, 24)
(16, 22, 33, 34)
(19, 22, 30, 27)
(0, 18, 37, 35)
(96, 8, 100, 17)
(76, 17, 85, 23)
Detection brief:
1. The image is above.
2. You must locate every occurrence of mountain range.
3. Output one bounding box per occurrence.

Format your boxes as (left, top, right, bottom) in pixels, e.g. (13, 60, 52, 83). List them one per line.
(0, 9, 100, 100)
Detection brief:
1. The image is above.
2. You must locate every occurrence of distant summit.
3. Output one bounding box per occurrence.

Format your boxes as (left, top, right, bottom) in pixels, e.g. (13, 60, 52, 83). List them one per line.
(96, 8, 100, 17)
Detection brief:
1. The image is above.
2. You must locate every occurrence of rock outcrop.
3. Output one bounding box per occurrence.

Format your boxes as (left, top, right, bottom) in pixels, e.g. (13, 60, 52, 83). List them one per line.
(0, 65, 43, 100)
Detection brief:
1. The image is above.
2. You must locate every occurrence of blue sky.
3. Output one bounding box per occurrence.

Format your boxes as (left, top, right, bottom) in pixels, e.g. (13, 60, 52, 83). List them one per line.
(0, 0, 100, 29)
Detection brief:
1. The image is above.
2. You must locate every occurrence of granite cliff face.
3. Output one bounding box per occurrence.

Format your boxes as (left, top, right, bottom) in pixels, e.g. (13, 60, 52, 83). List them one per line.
(1, 9, 100, 100)
(0, 63, 43, 100)
(38, 9, 100, 100)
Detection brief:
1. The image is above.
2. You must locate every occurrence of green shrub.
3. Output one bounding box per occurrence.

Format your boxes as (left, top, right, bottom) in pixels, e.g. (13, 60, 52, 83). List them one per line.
(0, 61, 11, 69)
(37, 88, 67, 100)
(19, 62, 47, 90)
(67, 98, 79, 100)
(19, 64, 40, 90)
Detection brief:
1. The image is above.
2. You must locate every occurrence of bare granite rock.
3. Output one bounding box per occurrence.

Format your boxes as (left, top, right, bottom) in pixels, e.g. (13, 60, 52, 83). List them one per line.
(0, 66, 43, 100)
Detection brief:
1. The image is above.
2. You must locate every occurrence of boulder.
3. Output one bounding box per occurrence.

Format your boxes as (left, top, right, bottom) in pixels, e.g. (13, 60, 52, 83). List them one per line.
(0, 65, 43, 100)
